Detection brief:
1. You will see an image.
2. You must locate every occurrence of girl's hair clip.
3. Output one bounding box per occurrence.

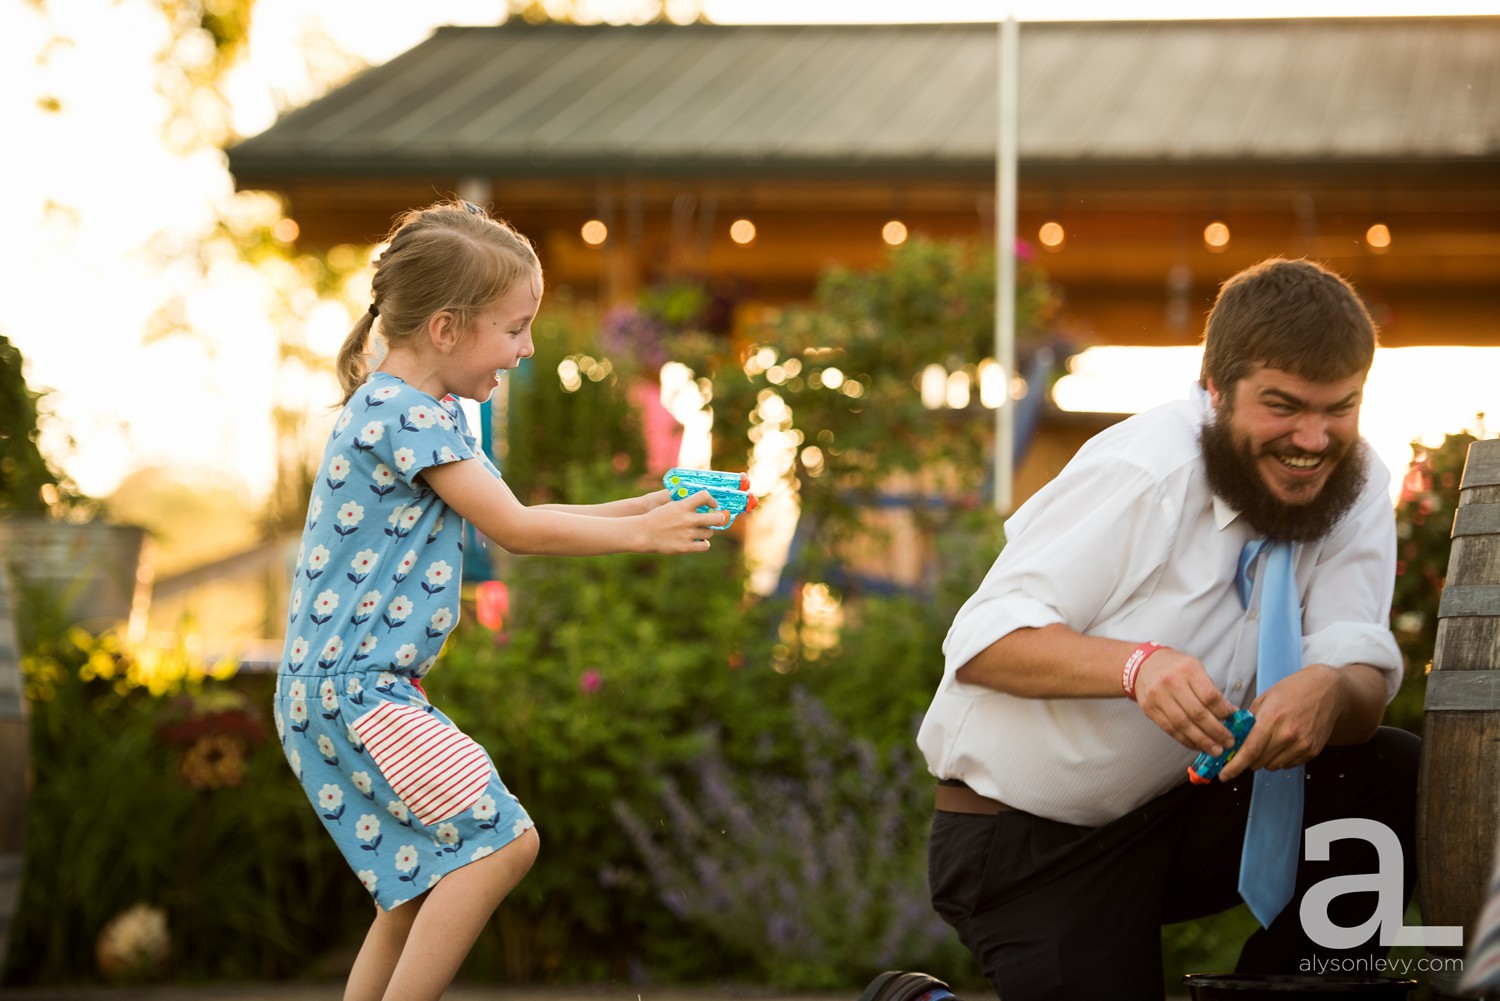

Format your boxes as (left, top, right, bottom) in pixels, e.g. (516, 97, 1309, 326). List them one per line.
(461, 200, 484, 216)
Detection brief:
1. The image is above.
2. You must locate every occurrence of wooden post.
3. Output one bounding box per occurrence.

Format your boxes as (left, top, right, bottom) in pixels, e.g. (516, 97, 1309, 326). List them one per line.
(1417, 437, 1500, 999)
(0, 568, 28, 972)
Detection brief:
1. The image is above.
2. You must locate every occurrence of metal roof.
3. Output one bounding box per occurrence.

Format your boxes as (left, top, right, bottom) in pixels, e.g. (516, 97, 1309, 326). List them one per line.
(226, 19, 1500, 181)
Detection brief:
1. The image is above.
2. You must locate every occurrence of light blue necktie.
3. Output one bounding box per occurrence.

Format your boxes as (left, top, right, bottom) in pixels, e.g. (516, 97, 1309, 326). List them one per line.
(1236, 538, 1305, 928)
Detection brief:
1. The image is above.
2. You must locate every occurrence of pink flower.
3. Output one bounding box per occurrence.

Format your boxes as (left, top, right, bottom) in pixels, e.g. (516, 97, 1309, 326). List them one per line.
(579, 668, 603, 695)
(475, 580, 508, 631)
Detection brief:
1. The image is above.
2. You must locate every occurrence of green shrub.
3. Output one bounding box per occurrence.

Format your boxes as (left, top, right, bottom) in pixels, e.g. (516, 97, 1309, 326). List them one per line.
(614, 687, 981, 991)
(5, 627, 360, 985)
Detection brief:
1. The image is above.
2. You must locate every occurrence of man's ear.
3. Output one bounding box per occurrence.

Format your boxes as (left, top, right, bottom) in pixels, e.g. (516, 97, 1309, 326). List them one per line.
(1206, 376, 1225, 410)
(425, 311, 458, 352)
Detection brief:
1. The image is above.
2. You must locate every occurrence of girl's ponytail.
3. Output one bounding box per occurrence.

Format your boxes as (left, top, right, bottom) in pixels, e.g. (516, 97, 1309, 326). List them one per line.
(336, 310, 377, 404)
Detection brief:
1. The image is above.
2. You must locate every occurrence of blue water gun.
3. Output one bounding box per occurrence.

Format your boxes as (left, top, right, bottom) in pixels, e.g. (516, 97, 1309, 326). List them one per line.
(1187, 709, 1256, 785)
(662, 467, 758, 529)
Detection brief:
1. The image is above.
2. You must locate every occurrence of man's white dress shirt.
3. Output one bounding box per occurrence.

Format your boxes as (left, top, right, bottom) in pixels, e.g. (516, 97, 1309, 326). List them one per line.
(917, 386, 1402, 827)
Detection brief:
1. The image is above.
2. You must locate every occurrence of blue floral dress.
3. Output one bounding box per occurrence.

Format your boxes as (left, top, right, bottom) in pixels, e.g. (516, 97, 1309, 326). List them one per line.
(273, 372, 533, 910)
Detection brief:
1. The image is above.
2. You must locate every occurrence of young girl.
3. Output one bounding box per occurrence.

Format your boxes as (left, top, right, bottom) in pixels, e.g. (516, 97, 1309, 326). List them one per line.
(272, 199, 723, 1001)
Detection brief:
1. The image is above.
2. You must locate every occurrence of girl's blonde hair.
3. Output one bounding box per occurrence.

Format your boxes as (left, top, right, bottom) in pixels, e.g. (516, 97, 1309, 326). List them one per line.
(336, 199, 542, 403)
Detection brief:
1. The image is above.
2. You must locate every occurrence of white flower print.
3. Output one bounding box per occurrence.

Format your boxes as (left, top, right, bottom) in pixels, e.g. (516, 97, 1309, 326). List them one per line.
(387, 800, 411, 824)
(427, 607, 454, 637)
(317, 734, 338, 761)
(346, 722, 364, 751)
(370, 385, 400, 402)
(371, 464, 396, 494)
(394, 844, 421, 873)
(288, 697, 309, 727)
(349, 550, 379, 582)
(427, 873, 442, 889)
(288, 636, 308, 666)
(336, 408, 354, 433)
(319, 780, 345, 822)
(358, 869, 377, 893)
(318, 784, 343, 812)
(422, 561, 453, 594)
(287, 680, 307, 701)
(305, 545, 330, 580)
(353, 590, 383, 623)
(384, 595, 414, 626)
(358, 421, 385, 447)
(376, 671, 398, 692)
(471, 845, 495, 861)
(345, 676, 363, 697)
(393, 447, 416, 473)
(435, 823, 460, 846)
(435, 407, 455, 429)
(355, 635, 378, 660)
(336, 501, 365, 536)
(405, 404, 439, 429)
(311, 590, 340, 624)
(273, 705, 285, 741)
(308, 496, 323, 525)
(319, 636, 343, 668)
(327, 454, 351, 483)
(437, 446, 460, 464)
(392, 550, 418, 583)
(416, 656, 437, 676)
(431, 514, 445, 538)
(387, 504, 421, 539)
(513, 818, 533, 837)
(472, 794, 497, 822)
(355, 814, 381, 843)
(288, 748, 302, 778)
(351, 772, 373, 797)
(290, 589, 304, 617)
(319, 679, 338, 712)
(394, 644, 418, 667)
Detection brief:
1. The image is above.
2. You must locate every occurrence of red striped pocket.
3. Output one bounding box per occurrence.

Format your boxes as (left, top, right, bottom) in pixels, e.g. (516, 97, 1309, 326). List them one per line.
(351, 702, 492, 827)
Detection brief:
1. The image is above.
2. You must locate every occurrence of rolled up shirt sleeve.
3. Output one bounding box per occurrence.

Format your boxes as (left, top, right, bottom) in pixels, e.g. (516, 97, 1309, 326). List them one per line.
(1302, 450, 1404, 701)
(943, 456, 1178, 682)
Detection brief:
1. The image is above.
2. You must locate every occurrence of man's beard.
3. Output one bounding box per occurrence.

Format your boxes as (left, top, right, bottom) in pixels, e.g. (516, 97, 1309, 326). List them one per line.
(1199, 413, 1368, 543)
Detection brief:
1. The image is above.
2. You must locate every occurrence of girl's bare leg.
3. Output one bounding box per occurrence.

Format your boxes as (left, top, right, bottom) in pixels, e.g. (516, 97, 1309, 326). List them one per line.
(380, 826, 541, 1001)
(344, 896, 424, 1001)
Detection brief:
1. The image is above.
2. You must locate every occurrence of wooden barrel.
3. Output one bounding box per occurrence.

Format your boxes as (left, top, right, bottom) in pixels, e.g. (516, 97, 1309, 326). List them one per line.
(0, 517, 148, 634)
(0, 567, 28, 972)
(1417, 437, 1500, 998)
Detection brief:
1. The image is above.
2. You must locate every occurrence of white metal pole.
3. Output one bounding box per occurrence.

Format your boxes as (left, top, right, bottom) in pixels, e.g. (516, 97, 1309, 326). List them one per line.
(995, 14, 1019, 515)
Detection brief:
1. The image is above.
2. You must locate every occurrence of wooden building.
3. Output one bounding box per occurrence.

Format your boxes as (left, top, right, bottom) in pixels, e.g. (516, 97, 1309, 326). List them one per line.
(227, 17, 1500, 351)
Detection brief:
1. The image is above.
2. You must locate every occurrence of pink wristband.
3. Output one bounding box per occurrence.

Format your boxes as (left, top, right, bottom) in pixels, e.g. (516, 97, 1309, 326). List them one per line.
(1122, 641, 1166, 701)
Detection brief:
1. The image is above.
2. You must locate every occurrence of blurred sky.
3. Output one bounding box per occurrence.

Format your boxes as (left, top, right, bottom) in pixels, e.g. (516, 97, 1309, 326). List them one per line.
(3, 0, 1497, 505)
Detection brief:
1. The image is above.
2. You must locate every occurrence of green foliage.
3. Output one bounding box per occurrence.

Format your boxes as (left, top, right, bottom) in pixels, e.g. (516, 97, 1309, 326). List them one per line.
(614, 688, 980, 990)
(695, 238, 1057, 548)
(5, 623, 359, 985)
(1387, 430, 1481, 735)
(500, 296, 647, 505)
(0, 333, 80, 515)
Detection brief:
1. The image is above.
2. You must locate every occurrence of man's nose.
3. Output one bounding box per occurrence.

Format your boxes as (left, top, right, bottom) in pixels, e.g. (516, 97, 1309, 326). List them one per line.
(1290, 414, 1330, 454)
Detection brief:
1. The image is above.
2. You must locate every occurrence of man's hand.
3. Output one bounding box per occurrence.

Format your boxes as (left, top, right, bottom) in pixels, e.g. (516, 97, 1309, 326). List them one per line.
(1216, 663, 1386, 781)
(1134, 649, 1239, 756)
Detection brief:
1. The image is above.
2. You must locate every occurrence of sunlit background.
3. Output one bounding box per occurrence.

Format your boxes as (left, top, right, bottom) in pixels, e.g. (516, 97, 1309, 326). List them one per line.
(4, 0, 1497, 511)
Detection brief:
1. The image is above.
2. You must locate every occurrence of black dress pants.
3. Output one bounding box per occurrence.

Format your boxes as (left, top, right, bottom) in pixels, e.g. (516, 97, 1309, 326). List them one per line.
(928, 727, 1420, 1001)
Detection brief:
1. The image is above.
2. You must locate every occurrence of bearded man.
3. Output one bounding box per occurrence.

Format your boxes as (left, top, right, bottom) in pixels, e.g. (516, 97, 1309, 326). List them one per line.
(919, 258, 1418, 1000)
